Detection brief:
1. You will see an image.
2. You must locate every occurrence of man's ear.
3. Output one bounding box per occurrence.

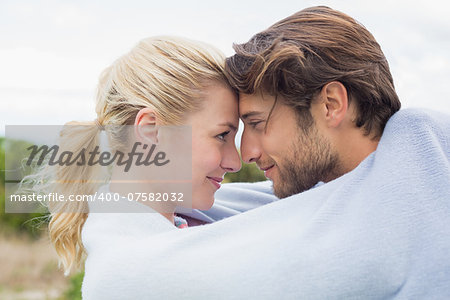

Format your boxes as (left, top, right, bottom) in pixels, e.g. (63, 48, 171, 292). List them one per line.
(320, 81, 349, 128)
(134, 107, 160, 144)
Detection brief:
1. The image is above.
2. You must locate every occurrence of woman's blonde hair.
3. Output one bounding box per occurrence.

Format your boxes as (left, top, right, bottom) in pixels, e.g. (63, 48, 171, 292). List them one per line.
(30, 36, 228, 275)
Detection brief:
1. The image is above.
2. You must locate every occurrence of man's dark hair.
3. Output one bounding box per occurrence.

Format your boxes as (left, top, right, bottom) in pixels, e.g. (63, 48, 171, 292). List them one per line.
(225, 6, 401, 138)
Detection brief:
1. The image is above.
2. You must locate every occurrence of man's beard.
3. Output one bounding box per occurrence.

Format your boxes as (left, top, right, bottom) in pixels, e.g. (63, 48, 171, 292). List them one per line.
(272, 124, 342, 199)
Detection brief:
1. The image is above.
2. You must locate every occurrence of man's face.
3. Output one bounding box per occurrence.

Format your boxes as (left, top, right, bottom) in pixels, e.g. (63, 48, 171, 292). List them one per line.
(239, 92, 341, 198)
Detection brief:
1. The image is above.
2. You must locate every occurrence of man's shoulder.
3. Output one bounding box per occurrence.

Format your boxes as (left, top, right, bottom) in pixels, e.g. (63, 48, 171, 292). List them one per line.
(388, 108, 450, 129)
(384, 108, 450, 143)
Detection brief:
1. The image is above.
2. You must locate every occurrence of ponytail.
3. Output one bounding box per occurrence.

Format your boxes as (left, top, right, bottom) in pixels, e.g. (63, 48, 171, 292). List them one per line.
(28, 121, 104, 275)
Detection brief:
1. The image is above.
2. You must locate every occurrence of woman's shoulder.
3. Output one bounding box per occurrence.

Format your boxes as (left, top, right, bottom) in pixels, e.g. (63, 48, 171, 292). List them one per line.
(82, 210, 176, 249)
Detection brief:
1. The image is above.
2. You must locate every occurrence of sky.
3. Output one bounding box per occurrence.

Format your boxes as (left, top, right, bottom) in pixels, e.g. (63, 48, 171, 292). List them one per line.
(1, 0, 450, 141)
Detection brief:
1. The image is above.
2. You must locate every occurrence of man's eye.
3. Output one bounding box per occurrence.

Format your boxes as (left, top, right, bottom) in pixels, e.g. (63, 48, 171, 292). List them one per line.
(216, 131, 230, 141)
(248, 121, 263, 129)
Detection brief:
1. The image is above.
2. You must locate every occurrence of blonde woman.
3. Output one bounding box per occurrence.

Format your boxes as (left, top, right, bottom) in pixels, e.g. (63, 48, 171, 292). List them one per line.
(28, 36, 242, 292)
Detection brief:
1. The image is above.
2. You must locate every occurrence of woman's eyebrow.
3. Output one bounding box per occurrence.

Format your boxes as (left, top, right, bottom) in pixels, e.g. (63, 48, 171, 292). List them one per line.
(218, 122, 238, 131)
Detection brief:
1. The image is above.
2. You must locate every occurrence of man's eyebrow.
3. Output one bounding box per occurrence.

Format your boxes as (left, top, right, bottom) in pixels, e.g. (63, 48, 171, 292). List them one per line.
(240, 111, 263, 120)
(218, 122, 238, 131)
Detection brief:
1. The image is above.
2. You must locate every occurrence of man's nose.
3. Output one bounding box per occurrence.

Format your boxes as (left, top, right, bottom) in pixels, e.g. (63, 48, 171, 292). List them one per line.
(240, 128, 261, 164)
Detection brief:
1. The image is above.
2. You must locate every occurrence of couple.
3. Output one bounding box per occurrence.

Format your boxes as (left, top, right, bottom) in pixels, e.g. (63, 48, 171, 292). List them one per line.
(43, 6, 449, 299)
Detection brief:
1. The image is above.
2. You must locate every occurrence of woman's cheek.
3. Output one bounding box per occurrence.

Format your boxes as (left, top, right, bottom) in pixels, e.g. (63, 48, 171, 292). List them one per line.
(191, 137, 204, 168)
(193, 139, 221, 172)
(204, 147, 223, 173)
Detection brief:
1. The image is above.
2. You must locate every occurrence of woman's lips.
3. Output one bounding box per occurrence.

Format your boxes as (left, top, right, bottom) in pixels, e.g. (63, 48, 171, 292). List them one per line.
(207, 176, 223, 189)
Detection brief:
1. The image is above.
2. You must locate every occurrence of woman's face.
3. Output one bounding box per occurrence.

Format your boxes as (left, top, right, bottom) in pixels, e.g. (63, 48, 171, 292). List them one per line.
(186, 82, 241, 210)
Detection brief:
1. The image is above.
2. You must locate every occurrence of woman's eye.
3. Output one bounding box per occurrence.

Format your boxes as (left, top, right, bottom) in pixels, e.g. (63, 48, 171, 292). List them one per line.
(216, 131, 230, 141)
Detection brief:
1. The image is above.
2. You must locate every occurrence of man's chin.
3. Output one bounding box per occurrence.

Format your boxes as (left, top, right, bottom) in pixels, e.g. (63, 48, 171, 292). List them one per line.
(272, 178, 314, 199)
(272, 180, 290, 199)
(273, 189, 291, 199)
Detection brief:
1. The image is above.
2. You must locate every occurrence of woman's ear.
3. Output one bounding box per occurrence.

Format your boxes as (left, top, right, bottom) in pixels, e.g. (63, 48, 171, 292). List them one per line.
(134, 107, 160, 144)
(321, 81, 349, 128)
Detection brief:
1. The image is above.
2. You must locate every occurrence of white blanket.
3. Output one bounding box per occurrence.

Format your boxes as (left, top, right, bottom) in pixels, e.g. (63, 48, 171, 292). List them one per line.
(82, 108, 450, 299)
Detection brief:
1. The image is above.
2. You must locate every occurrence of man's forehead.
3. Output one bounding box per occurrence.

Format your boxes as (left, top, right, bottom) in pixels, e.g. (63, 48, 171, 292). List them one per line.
(238, 92, 275, 117)
(239, 92, 272, 102)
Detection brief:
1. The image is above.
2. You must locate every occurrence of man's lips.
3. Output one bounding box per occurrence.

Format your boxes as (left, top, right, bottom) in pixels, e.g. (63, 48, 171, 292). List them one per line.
(207, 176, 223, 189)
(259, 165, 274, 171)
(259, 165, 275, 178)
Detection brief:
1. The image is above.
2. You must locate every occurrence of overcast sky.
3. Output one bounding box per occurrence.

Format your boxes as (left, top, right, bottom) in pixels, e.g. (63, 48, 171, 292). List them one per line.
(1, 0, 449, 139)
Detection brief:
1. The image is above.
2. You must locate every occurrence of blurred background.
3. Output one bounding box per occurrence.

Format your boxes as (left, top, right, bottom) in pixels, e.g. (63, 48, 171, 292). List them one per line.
(1, 0, 450, 299)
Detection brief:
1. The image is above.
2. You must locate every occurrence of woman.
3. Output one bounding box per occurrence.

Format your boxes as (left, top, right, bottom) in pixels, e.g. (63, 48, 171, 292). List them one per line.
(30, 36, 241, 284)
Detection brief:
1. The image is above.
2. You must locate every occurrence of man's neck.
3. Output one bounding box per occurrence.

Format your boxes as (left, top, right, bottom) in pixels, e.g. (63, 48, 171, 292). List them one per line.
(336, 129, 379, 174)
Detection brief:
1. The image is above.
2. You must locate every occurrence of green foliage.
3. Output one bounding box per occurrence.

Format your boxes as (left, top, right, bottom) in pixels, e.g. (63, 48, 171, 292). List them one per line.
(224, 161, 267, 183)
(0, 137, 49, 238)
(61, 271, 84, 300)
(0, 137, 4, 183)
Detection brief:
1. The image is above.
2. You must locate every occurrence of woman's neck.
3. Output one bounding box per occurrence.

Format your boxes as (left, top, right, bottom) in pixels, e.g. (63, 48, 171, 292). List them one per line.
(161, 212, 175, 224)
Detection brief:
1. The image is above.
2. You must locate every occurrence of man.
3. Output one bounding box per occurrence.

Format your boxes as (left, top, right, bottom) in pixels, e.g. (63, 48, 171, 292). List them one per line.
(225, 5, 400, 198)
(87, 7, 450, 299)
(189, 5, 402, 223)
